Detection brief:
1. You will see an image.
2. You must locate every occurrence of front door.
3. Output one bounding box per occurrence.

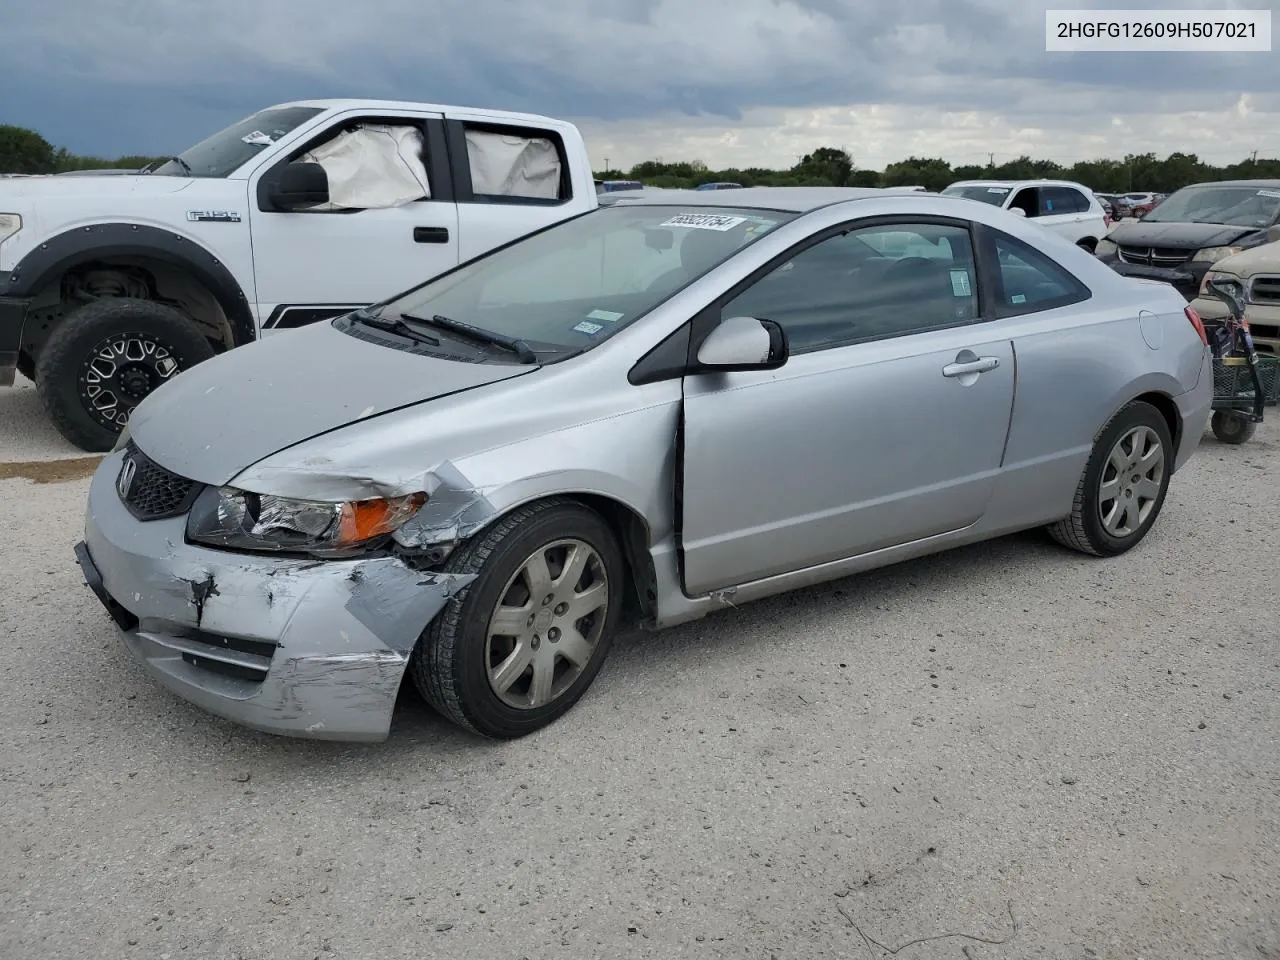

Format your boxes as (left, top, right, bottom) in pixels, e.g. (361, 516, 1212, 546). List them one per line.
(246, 111, 459, 332)
(679, 218, 1016, 596)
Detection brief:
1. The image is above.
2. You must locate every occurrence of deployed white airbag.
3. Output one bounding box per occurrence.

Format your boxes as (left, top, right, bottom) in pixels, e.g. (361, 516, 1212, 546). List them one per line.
(301, 124, 430, 209)
(465, 129, 562, 200)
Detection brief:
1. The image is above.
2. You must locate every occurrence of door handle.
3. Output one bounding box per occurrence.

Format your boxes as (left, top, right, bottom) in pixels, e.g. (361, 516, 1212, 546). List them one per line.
(942, 356, 999, 377)
(413, 226, 450, 244)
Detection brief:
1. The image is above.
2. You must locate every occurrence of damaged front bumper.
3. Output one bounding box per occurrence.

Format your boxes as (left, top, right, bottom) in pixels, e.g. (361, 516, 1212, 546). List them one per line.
(76, 451, 474, 742)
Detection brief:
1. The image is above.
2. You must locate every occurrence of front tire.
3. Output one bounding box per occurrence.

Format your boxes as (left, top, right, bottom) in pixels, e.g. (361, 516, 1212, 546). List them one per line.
(411, 499, 626, 739)
(34, 297, 215, 452)
(1048, 400, 1173, 557)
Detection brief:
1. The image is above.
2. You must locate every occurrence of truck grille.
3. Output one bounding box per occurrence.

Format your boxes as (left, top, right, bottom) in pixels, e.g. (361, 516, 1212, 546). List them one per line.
(1117, 246, 1192, 268)
(1248, 275, 1280, 305)
(116, 441, 202, 521)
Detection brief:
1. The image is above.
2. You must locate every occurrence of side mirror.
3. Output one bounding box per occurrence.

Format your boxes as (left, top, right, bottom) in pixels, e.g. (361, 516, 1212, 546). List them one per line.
(1008, 207, 1027, 217)
(265, 161, 329, 210)
(1267, 225, 1280, 244)
(696, 316, 788, 371)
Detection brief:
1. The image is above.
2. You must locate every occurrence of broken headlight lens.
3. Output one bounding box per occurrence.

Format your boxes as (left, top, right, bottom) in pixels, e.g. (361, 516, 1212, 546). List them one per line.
(186, 486, 426, 556)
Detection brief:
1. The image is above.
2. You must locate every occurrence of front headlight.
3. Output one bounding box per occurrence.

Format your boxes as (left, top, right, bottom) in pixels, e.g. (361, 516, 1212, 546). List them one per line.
(0, 213, 22, 246)
(1191, 246, 1244, 263)
(187, 486, 426, 556)
(1199, 270, 1242, 296)
(1095, 238, 1118, 257)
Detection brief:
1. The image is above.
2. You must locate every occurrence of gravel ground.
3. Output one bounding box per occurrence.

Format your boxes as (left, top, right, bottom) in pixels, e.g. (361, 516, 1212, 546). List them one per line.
(1, 378, 1277, 960)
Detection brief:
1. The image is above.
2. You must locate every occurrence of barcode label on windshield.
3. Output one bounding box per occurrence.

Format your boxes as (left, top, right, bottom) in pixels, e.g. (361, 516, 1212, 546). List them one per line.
(660, 214, 746, 231)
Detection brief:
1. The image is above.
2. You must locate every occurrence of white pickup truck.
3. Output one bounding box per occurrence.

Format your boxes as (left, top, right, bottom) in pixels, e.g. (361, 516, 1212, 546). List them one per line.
(0, 99, 599, 450)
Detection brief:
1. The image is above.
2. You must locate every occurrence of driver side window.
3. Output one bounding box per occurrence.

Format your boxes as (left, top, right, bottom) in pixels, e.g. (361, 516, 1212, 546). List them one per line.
(721, 221, 981, 354)
(288, 120, 431, 211)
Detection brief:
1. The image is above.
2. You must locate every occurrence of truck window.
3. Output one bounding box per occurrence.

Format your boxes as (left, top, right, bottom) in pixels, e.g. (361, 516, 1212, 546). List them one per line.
(463, 125, 569, 204)
(293, 122, 431, 210)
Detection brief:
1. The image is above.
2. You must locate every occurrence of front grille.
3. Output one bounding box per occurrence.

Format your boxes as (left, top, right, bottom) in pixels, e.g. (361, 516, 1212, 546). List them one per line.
(1249, 275, 1280, 305)
(1117, 246, 1192, 268)
(116, 441, 202, 521)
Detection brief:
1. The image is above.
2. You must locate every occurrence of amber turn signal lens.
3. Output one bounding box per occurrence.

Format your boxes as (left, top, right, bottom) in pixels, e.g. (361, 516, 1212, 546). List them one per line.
(336, 493, 427, 546)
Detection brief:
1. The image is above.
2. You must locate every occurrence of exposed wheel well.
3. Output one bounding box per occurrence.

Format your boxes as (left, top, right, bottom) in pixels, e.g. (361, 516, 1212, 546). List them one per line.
(22, 256, 237, 363)
(1133, 391, 1181, 453)
(1077, 237, 1098, 252)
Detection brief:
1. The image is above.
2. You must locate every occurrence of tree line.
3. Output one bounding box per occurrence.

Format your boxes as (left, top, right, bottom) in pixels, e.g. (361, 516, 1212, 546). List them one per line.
(594, 146, 1280, 194)
(4, 122, 1277, 194)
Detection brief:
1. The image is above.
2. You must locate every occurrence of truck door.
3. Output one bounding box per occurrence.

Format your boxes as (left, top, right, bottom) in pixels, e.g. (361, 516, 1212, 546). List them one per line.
(246, 110, 460, 333)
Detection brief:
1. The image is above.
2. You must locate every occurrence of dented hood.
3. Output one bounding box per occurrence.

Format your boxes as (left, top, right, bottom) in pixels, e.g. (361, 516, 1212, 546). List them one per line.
(127, 319, 535, 486)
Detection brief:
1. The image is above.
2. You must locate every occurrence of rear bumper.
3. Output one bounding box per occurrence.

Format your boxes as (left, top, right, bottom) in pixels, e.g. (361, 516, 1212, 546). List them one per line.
(0, 285, 30, 386)
(1174, 350, 1214, 471)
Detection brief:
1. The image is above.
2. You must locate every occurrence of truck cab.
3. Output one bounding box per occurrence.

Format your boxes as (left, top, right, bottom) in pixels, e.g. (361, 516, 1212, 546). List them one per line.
(0, 99, 598, 451)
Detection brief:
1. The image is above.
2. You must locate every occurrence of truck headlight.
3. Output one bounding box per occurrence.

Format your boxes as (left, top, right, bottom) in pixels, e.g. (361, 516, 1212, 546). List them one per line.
(187, 486, 426, 556)
(0, 213, 22, 246)
(1191, 246, 1243, 263)
(1095, 238, 1118, 257)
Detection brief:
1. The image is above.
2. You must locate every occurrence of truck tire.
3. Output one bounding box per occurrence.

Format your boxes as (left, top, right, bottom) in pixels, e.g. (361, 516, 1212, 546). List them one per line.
(35, 298, 215, 452)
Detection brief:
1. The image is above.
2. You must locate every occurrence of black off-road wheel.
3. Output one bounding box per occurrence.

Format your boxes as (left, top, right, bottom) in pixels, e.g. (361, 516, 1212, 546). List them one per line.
(412, 499, 626, 739)
(1047, 400, 1174, 557)
(34, 298, 215, 452)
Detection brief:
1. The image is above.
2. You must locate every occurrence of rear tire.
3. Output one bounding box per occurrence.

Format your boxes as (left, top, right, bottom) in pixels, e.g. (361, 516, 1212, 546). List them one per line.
(34, 297, 215, 452)
(1210, 410, 1255, 445)
(1047, 400, 1173, 557)
(411, 499, 626, 739)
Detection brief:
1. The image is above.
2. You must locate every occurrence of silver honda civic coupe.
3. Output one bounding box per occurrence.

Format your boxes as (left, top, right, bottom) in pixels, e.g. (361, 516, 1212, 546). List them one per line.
(75, 188, 1214, 742)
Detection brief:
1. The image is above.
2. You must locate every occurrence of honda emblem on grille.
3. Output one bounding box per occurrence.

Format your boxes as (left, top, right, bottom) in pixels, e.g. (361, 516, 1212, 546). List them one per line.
(116, 456, 137, 499)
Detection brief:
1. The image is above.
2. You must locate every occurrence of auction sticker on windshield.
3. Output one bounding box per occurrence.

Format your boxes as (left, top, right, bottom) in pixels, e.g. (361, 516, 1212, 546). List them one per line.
(661, 214, 747, 231)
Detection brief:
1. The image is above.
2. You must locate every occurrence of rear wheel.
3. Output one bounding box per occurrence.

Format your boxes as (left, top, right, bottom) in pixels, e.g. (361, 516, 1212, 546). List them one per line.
(34, 298, 215, 452)
(1210, 410, 1255, 445)
(411, 499, 626, 739)
(1048, 401, 1173, 557)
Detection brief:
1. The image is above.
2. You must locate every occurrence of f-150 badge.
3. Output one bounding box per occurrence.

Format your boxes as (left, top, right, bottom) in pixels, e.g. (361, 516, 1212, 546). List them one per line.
(186, 211, 241, 222)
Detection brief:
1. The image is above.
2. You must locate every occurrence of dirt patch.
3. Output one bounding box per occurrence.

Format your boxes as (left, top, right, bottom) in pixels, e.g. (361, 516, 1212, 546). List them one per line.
(0, 457, 103, 484)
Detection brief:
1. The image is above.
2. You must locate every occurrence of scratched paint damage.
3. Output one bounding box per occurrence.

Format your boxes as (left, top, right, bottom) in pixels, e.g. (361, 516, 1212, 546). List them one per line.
(79, 457, 476, 741)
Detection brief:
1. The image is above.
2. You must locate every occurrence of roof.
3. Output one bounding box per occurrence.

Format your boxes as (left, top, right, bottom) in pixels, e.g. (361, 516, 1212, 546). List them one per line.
(274, 98, 564, 127)
(1182, 179, 1280, 188)
(946, 178, 1092, 190)
(603, 186, 916, 213)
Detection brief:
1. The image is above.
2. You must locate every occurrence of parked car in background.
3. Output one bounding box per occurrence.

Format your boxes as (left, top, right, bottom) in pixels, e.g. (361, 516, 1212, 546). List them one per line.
(1125, 192, 1159, 217)
(1097, 193, 1133, 219)
(1190, 231, 1280, 355)
(0, 98, 601, 451)
(600, 180, 644, 192)
(1095, 180, 1280, 300)
(694, 182, 744, 191)
(1096, 196, 1115, 226)
(940, 179, 1109, 250)
(75, 186, 1212, 742)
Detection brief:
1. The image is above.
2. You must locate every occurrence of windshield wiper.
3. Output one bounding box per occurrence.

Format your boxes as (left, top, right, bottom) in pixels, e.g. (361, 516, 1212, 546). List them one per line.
(402, 313, 538, 364)
(349, 308, 441, 346)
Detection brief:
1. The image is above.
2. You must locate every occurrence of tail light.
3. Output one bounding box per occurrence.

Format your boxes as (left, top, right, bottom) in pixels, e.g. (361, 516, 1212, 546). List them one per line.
(1184, 305, 1208, 346)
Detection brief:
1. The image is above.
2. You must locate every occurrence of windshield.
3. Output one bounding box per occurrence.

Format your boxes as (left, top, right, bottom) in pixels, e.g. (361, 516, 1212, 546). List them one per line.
(941, 185, 1010, 206)
(369, 205, 797, 356)
(149, 106, 324, 178)
(1143, 185, 1280, 227)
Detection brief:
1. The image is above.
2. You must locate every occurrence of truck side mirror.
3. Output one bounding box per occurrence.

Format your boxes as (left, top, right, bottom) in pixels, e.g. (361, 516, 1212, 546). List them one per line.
(265, 162, 330, 210)
(1267, 225, 1280, 244)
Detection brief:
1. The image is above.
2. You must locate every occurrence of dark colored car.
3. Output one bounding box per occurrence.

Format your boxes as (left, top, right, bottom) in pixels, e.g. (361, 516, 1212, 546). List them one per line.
(1095, 180, 1280, 300)
(694, 182, 744, 191)
(1096, 193, 1133, 218)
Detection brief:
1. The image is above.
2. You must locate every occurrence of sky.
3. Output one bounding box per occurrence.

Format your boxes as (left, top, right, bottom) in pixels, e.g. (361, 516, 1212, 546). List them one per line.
(3, 0, 1278, 172)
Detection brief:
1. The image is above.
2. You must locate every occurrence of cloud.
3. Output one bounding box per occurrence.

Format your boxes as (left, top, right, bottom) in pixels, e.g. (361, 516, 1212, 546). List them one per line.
(2, 0, 1276, 167)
